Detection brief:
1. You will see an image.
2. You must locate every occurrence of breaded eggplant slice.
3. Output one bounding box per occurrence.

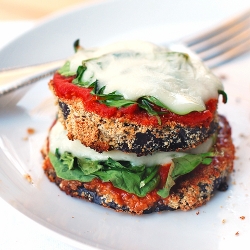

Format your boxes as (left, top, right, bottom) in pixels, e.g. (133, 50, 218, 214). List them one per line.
(54, 97, 218, 156)
(42, 115, 235, 214)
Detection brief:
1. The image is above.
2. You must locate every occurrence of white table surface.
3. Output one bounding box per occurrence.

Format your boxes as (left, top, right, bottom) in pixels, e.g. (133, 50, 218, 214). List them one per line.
(0, 21, 95, 250)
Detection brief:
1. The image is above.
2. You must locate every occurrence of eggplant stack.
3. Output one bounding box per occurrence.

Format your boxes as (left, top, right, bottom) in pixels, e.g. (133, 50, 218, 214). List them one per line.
(42, 40, 235, 214)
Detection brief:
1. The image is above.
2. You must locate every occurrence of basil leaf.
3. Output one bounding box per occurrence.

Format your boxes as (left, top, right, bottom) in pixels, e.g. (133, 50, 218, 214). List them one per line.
(138, 98, 161, 124)
(59, 151, 75, 170)
(157, 152, 215, 198)
(104, 157, 131, 169)
(72, 65, 89, 86)
(73, 39, 80, 52)
(96, 169, 142, 193)
(140, 95, 192, 115)
(77, 158, 103, 175)
(89, 80, 99, 94)
(91, 83, 137, 108)
(49, 152, 95, 182)
(156, 164, 175, 198)
(218, 89, 228, 104)
(171, 152, 214, 179)
(96, 90, 124, 101)
(140, 166, 159, 188)
(95, 164, 160, 197)
(140, 96, 167, 110)
(166, 51, 189, 61)
(98, 158, 160, 196)
(96, 85, 106, 95)
(58, 61, 76, 77)
(102, 99, 136, 107)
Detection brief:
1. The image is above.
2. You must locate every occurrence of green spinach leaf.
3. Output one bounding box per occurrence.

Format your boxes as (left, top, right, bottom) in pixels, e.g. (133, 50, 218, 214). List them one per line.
(49, 150, 215, 198)
(49, 152, 95, 182)
(72, 65, 89, 86)
(157, 152, 215, 198)
(58, 61, 76, 77)
(218, 89, 228, 104)
(49, 151, 160, 197)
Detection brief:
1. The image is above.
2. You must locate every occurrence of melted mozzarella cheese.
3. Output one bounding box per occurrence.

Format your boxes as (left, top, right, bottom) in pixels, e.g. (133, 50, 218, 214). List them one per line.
(49, 121, 213, 167)
(67, 40, 223, 115)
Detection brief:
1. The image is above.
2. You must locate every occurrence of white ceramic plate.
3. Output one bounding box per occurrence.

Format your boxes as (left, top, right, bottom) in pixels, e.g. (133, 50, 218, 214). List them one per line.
(0, 0, 250, 249)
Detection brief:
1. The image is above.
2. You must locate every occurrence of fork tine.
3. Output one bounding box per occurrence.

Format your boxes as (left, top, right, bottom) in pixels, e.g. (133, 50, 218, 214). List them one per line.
(183, 9, 250, 47)
(204, 37, 250, 68)
(199, 27, 250, 61)
(181, 9, 250, 68)
(189, 15, 250, 54)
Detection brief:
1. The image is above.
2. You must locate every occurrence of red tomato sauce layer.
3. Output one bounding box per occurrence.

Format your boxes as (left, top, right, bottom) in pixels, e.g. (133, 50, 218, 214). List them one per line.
(52, 73, 218, 127)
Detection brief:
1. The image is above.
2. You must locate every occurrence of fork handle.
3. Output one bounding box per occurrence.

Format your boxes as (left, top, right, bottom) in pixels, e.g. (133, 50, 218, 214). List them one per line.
(0, 60, 64, 94)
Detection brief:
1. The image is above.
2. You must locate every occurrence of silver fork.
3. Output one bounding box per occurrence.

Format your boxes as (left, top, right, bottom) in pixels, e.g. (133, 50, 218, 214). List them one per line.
(0, 9, 250, 96)
(182, 9, 250, 69)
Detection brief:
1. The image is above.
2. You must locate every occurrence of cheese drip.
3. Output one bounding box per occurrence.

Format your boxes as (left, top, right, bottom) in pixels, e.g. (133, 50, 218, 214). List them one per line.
(49, 121, 213, 167)
(66, 40, 223, 115)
